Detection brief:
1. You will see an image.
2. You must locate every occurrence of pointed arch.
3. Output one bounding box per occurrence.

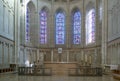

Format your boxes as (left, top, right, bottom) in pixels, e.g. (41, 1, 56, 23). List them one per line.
(39, 6, 49, 44)
(86, 7, 96, 44)
(26, 4, 30, 42)
(55, 8, 65, 44)
(25, 1, 35, 42)
(71, 7, 81, 44)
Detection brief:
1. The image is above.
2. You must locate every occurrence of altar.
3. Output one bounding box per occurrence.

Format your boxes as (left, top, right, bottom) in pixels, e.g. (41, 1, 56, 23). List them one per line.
(44, 62, 77, 75)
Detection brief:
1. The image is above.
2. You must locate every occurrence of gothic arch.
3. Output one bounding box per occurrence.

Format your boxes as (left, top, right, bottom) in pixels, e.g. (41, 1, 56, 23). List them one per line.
(71, 7, 80, 14)
(85, 2, 96, 45)
(41, 6, 49, 13)
(25, 1, 36, 42)
(71, 7, 81, 44)
(55, 8, 66, 44)
(27, 1, 36, 12)
(39, 6, 49, 44)
(86, 1, 95, 13)
(55, 8, 66, 16)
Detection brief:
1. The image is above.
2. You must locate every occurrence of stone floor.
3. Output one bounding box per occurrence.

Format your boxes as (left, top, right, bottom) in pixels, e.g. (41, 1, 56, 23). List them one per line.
(0, 74, 119, 81)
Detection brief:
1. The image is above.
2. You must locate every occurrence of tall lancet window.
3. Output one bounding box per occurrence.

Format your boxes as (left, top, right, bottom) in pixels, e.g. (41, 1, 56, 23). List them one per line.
(73, 10, 81, 44)
(40, 10, 47, 44)
(86, 9, 95, 44)
(26, 7, 30, 42)
(56, 11, 65, 44)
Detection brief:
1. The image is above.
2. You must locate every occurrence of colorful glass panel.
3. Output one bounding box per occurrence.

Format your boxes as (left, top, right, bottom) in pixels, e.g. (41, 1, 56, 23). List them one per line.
(56, 12, 65, 44)
(73, 11, 81, 44)
(40, 11, 47, 44)
(86, 9, 95, 44)
(26, 7, 30, 42)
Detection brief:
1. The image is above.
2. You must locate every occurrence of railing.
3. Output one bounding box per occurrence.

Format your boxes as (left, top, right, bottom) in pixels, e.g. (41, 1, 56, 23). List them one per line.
(68, 67, 102, 76)
(18, 67, 52, 76)
(0, 64, 16, 73)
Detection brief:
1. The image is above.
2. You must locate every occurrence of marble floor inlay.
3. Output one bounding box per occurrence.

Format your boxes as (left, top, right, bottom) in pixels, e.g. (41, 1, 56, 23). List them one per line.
(0, 74, 119, 81)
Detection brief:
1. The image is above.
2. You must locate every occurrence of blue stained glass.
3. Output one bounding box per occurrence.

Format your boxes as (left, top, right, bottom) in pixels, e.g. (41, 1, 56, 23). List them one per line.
(40, 11, 47, 44)
(86, 9, 95, 44)
(26, 7, 30, 42)
(56, 12, 65, 44)
(73, 11, 81, 44)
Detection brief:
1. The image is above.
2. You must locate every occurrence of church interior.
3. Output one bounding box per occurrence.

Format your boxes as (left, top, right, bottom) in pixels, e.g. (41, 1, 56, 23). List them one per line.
(0, 0, 120, 81)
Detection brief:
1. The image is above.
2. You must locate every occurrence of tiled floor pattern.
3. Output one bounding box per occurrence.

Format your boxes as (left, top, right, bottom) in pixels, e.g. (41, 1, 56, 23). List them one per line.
(0, 74, 119, 81)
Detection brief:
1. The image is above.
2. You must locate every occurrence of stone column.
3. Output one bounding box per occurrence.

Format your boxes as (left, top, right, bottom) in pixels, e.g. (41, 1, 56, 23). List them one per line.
(67, 50, 69, 62)
(110, 45, 113, 64)
(94, 49, 97, 66)
(0, 41, 3, 68)
(37, 49, 39, 61)
(115, 44, 117, 64)
(117, 44, 119, 64)
(14, 0, 20, 70)
(66, 0, 70, 48)
(114, 44, 116, 64)
(34, 12, 39, 47)
(51, 49, 53, 62)
(96, 0, 99, 45)
(49, 0, 55, 48)
(101, 0, 108, 65)
(7, 43, 9, 67)
(2, 42, 4, 68)
(2, 42, 5, 68)
(108, 10, 112, 41)
(82, 0, 85, 46)
(118, 44, 120, 64)
(109, 45, 112, 64)
(30, 50, 33, 63)
(81, 50, 84, 61)
(107, 46, 110, 64)
(0, 0, 3, 32)
(23, 47, 26, 65)
(35, 50, 37, 62)
(8, 44, 10, 65)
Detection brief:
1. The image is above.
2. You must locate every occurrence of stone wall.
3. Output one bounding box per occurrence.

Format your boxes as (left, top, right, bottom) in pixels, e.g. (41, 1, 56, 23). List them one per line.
(0, 0, 15, 69)
(101, 0, 120, 66)
(107, 39, 120, 65)
(20, 0, 101, 47)
(108, 0, 120, 41)
(19, 0, 102, 67)
(0, 37, 14, 69)
(0, 0, 14, 40)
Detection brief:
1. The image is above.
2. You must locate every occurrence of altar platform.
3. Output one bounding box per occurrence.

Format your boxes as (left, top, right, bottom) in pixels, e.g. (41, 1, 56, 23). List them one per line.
(44, 62, 77, 75)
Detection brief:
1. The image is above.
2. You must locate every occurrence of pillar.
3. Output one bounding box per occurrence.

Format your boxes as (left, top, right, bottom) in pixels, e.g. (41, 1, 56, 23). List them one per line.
(67, 50, 69, 62)
(51, 49, 53, 62)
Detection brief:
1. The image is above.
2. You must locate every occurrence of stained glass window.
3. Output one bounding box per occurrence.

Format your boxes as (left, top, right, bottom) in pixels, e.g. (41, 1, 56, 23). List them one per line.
(73, 11, 81, 44)
(86, 9, 95, 44)
(40, 11, 47, 44)
(26, 7, 30, 42)
(56, 12, 65, 44)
